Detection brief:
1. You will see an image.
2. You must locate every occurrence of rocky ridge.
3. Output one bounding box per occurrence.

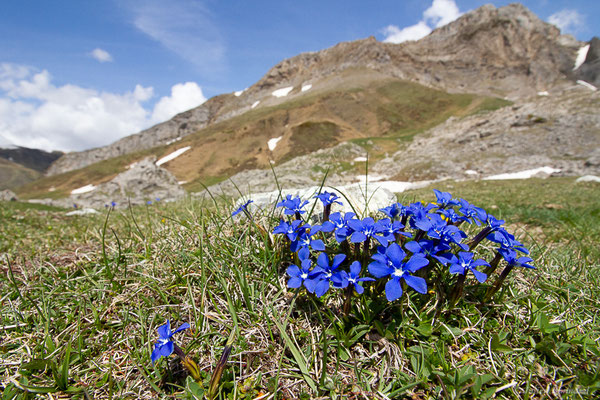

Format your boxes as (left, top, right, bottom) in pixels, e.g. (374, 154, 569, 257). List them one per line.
(47, 3, 584, 176)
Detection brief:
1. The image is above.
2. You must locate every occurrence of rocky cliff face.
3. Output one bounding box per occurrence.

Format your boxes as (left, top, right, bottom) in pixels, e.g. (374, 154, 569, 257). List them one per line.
(46, 3, 584, 177)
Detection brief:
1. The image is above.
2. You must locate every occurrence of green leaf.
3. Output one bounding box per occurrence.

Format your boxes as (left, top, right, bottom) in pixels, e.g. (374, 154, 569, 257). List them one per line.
(491, 334, 512, 353)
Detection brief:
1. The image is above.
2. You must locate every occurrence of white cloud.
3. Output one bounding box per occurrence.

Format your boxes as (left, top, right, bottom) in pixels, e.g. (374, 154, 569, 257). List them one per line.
(382, 22, 432, 44)
(382, 0, 462, 44)
(548, 9, 584, 34)
(123, 0, 225, 77)
(0, 63, 206, 152)
(423, 0, 461, 28)
(151, 82, 206, 123)
(89, 48, 113, 63)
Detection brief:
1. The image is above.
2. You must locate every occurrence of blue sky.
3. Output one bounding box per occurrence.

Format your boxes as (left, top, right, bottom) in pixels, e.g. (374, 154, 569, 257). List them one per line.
(0, 0, 597, 151)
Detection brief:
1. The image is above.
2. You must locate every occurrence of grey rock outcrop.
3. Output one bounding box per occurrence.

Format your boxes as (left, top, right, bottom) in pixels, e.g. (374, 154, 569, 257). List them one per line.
(0, 189, 18, 201)
(71, 157, 185, 208)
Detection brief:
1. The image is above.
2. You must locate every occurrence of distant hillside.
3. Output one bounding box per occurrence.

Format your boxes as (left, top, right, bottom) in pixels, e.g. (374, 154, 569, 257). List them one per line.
(45, 3, 581, 177)
(0, 157, 41, 190)
(0, 146, 63, 173)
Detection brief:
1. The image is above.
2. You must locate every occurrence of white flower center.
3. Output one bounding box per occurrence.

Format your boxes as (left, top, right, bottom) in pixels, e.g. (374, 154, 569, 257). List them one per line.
(300, 273, 308, 279)
(392, 268, 404, 278)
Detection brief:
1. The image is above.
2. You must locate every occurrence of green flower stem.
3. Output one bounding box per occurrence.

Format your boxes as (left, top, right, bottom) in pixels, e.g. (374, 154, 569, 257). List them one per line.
(449, 273, 466, 306)
(323, 204, 331, 222)
(342, 286, 353, 316)
(468, 227, 492, 251)
(483, 252, 503, 276)
(208, 329, 236, 400)
(484, 264, 514, 301)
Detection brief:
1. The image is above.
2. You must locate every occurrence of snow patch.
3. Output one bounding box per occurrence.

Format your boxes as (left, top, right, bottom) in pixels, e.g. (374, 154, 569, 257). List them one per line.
(268, 136, 283, 151)
(374, 181, 433, 193)
(465, 170, 478, 175)
(301, 84, 312, 92)
(48, 187, 56, 192)
(251, 100, 260, 109)
(537, 91, 549, 96)
(575, 175, 600, 183)
(353, 156, 368, 162)
(576, 80, 598, 91)
(177, 181, 187, 185)
(234, 88, 246, 97)
(71, 184, 96, 195)
(574, 44, 590, 70)
(165, 137, 182, 145)
(66, 208, 99, 216)
(483, 166, 560, 180)
(156, 146, 191, 166)
(272, 86, 294, 98)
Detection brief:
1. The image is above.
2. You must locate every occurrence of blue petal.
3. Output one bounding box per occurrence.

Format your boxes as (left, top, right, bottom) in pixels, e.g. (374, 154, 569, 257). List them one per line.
(151, 346, 162, 364)
(385, 278, 403, 301)
(304, 278, 319, 293)
(449, 264, 465, 275)
(288, 277, 303, 288)
(311, 239, 326, 251)
(158, 341, 174, 357)
(404, 275, 427, 294)
(405, 255, 429, 273)
(172, 322, 190, 335)
(332, 253, 346, 269)
(354, 283, 364, 295)
(316, 252, 329, 269)
(157, 321, 171, 339)
(386, 243, 406, 267)
(287, 265, 301, 277)
(350, 231, 367, 243)
(404, 241, 421, 253)
(349, 261, 362, 276)
(471, 268, 488, 283)
(315, 279, 330, 297)
(368, 261, 392, 278)
(346, 219, 363, 231)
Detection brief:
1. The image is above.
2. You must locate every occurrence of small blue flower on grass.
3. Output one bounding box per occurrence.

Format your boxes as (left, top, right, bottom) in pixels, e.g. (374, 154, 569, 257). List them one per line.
(151, 320, 190, 364)
(273, 219, 308, 241)
(449, 252, 489, 283)
(433, 189, 460, 209)
(306, 253, 347, 297)
(277, 195, 309, 216)
(320, 212, 356, 242)
(504, 253, 535, 269)
(344, 261, 375, 294)
(290, 228, 325, 253)
(314, 191, 342, 206)
(232, 200, 253, 217)
(368, 243, 429, 301)
(287, 255, 313, 291)
(458, 199, 487, 225)
(347, 217, 387, 246)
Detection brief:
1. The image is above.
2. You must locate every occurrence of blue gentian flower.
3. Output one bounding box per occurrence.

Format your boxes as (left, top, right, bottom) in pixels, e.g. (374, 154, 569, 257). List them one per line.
(448, 252, 489, 283)
(379, 203, 407, 220)
(287, 256, 314, 291)
(347, 217, 387, 246)
(503, 253, 535, 269)
(232, 200, 253, 217)
(151, 320, 190, 364)
(404, 240, 455, 265)
(110, 201, 117, 207)
(321, 212, 356, 243)
(487, 229, 529, 258)
(458, 199, 487, 225)
(277, 195, 309, 216)
(377, 218, 412, 243)
(438, 208, 465, 224)
(344, 261, 375, 294)
(290, 229, 326, 253)
(273, 219, 308, 241)
(368, 243, 429, 301)
(305, 253, 347, 297)
(314, 191, 342, 206)
(406, 202, 436, 230)
(433, 189, 460, 209)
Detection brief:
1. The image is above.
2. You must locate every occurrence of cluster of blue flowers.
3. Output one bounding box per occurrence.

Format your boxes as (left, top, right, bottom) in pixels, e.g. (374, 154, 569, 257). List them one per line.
(270, 190, 534, 303)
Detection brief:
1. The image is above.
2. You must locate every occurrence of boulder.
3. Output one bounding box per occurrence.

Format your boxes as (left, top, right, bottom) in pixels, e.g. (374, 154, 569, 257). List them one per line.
(0, 189, 18, 201)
